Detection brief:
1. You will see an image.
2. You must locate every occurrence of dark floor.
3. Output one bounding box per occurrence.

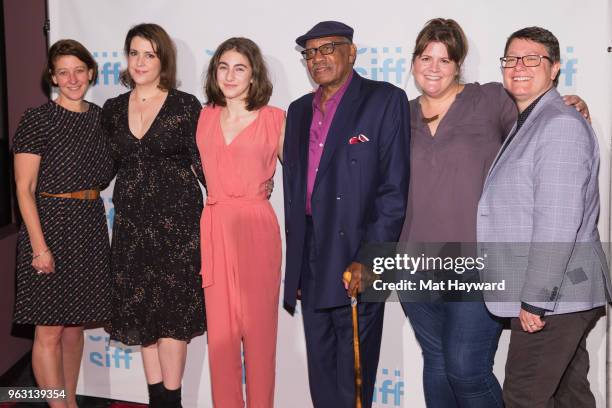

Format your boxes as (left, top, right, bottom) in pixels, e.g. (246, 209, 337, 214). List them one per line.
(0, 353, 145, 407)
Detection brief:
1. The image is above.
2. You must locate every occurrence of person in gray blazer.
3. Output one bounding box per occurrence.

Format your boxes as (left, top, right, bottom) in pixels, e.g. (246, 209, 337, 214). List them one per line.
(477, 26, 612, 407)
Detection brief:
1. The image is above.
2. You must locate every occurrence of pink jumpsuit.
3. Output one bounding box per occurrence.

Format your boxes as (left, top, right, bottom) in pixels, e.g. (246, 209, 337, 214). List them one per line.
(196, 105, 283, 407)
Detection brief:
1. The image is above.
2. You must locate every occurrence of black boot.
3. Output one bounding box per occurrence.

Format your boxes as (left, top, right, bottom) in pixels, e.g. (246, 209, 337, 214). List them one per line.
(147, 382, 164, 408)
(164, 386, 182, 408)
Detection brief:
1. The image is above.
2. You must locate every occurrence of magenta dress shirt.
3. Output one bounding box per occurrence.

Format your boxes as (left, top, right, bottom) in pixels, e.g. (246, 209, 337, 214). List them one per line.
(306, 71, 354, 214)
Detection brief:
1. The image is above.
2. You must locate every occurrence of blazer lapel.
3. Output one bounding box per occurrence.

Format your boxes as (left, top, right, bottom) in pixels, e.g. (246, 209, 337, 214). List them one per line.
(485, 122, 517, 184)
(298, 95, 313, 200)
(484, 88, 560, 190)
(313, 72, 361, 194)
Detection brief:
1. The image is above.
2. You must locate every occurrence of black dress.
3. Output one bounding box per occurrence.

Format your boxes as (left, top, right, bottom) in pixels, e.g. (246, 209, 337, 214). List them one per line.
(102, 89, 206, 346)
(13, 101, 114, 325)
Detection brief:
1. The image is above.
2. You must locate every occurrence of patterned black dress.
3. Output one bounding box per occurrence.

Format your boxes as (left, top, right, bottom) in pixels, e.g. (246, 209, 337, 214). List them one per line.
(102, 89, 206, 346)
(13, 101, 114, 325)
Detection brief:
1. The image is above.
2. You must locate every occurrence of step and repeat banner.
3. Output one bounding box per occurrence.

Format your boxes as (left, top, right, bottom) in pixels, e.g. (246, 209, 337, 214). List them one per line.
(48, 0, 612, 406)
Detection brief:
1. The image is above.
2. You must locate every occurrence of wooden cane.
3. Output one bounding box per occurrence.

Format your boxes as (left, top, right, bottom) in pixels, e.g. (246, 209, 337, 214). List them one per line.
(343, 271, 363, 408)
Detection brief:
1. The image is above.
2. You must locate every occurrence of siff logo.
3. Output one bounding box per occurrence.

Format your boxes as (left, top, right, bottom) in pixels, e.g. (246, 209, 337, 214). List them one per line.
(355, 47, 407, 86)
(92, 51, 123, 86)
(103, 197, 115, 234)
(372, 368, 404, 406)
(559, 46, 577, 87)
(195, 49, 216, 77)
(88, 335, 133, 369)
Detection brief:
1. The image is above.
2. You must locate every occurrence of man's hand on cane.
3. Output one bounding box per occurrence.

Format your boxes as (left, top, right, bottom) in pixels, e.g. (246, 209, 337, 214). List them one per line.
(344, 262, 363, 297)
(344, 262, 378, 297)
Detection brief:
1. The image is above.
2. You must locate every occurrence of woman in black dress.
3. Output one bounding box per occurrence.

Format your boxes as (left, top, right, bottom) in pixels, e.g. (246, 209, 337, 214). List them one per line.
(102, 24, 205, 408)
(13, 39, 113, 408)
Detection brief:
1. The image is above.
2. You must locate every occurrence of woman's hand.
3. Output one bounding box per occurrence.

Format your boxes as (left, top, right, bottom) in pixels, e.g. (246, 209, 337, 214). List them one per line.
(32, 248, 55, 274)
(563, 95, 590, 122)
(265, 179, 274, 198)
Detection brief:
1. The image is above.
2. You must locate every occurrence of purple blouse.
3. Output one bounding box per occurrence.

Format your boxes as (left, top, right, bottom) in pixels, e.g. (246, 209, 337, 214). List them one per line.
(399, 82, 517, 243)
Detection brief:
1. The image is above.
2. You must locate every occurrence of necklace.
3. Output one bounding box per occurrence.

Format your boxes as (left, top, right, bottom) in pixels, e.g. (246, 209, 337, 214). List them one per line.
(130, 89, 166, 137)
(422, 114, 439, 124)
(134, 89, 162, 103)
(421, 84, 462, 124)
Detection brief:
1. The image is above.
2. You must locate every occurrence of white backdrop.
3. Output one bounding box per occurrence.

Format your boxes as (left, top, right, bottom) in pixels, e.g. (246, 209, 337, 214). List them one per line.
(48, 0, 612, 406)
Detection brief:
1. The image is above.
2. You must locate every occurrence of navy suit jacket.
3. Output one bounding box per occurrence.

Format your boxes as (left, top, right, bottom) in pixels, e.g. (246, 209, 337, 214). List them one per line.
(283, 71, 410, 311)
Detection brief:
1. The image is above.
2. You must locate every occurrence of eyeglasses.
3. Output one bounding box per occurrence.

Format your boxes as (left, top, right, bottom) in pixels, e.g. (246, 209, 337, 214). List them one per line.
(300, 41, 351, 60)
(500, 55, 552, 68)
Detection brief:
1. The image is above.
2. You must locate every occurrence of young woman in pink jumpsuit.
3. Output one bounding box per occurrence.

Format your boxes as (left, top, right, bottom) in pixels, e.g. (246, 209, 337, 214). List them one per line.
(196, 37, 284, 408)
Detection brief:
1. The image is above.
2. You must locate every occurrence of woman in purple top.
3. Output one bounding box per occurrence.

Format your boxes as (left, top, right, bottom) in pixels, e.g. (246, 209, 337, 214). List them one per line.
(400, 18, 588, 407)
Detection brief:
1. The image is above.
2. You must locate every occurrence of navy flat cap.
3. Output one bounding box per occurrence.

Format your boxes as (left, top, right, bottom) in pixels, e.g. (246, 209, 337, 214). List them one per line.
(296, 21, 354, 48)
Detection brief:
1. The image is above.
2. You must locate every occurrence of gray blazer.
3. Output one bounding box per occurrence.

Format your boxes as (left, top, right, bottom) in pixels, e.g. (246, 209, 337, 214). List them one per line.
(477, 88, 612, 317)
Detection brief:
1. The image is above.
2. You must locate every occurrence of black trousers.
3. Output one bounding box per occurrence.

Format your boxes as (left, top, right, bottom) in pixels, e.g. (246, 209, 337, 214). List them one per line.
(300, 216, 384, 408)
(503, 307, 604, 408)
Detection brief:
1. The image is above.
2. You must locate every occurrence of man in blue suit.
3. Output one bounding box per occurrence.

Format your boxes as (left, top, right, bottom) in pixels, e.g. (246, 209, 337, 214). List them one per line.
(282, 21, 410, 407)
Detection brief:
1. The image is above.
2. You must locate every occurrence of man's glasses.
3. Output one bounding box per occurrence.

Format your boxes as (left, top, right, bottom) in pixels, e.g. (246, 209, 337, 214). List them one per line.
(300, 41, 351, 60)
(500, 55, 552, 68)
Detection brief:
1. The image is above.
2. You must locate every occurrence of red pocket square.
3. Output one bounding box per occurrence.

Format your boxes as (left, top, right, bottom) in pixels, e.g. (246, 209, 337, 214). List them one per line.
(349, 134, 370, 144)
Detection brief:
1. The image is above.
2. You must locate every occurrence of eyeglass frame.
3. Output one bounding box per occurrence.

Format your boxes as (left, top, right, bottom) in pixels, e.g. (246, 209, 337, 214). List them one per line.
(300, 41, 352, 60)
(500, 54, 553, 68)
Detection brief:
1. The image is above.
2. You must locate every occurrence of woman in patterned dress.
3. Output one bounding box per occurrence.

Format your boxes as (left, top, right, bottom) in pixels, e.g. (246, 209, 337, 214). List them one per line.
(13, 39, 113, 408)
(196, 37, 284, 408)
(102, 24, 205, 408)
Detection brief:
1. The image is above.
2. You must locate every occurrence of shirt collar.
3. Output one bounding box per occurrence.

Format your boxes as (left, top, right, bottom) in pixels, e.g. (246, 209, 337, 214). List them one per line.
(516, 87, 552, 131)
(312, 70, 354, 111)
